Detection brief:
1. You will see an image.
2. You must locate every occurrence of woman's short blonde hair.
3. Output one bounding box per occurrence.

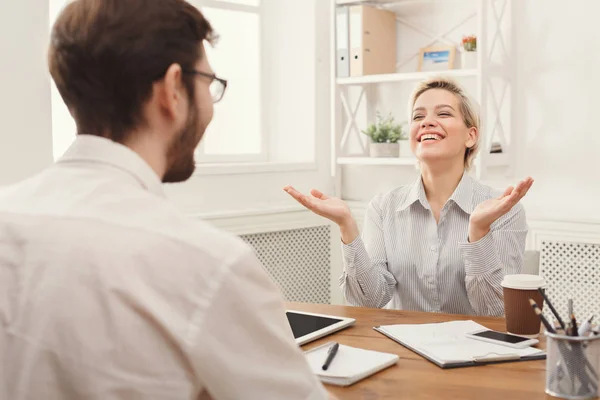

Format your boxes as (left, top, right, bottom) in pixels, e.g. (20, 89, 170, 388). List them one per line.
(408, 76, 481, 170)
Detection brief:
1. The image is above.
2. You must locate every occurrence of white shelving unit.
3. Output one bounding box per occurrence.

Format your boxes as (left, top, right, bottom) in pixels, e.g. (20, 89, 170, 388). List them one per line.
(330, 0, 515, 196)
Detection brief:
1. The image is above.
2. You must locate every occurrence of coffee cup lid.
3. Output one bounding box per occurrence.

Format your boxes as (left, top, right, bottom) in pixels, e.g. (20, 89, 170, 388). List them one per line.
(501, 274, 546, 290)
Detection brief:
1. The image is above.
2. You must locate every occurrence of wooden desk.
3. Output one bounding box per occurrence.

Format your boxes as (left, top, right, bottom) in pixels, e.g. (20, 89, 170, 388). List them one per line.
(289, 302, 551, 400)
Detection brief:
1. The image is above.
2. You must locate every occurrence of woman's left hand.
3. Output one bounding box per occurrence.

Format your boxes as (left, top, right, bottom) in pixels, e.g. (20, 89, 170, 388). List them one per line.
(468, 177, 534, 242)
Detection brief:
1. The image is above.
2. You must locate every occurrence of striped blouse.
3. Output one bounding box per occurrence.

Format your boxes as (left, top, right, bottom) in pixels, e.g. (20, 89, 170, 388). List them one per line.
(339, 173, 527, 316)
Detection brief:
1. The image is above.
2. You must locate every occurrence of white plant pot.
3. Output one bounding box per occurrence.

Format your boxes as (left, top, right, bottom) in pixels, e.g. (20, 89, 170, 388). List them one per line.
(398, 141, 412, 157)
(369, 142, 399, 158)
(461, 51, 477, 69)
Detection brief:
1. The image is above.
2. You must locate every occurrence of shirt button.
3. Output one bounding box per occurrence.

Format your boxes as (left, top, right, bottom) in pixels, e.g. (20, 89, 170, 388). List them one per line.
(430, 245, 437, 252)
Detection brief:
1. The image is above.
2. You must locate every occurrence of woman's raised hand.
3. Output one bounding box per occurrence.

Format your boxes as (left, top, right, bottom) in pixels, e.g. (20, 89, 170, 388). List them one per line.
(469, 177, 534, 242)
(283, 186, 352, 226)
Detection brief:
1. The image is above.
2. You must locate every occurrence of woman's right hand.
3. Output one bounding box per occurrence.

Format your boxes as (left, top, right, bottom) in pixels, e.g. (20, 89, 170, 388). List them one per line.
(283, 186, 360, 244)
(283, 186, 352, 226)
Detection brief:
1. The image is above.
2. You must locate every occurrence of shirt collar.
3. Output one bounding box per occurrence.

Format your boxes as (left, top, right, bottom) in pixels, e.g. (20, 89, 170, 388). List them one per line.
(396, 172, 474, 214)
(397, 175, 430, 211)
(448, 172, 475, 214)
(57, 135, 165, 197)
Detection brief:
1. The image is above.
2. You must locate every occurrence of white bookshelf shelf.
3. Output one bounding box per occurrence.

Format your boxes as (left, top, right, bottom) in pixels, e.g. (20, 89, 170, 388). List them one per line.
(336, 69, 478, 85)
(337, 157, 417, 165)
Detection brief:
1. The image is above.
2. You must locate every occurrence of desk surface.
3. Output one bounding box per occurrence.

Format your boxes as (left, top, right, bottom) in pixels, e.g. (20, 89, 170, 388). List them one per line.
(288, 302, 551, 400)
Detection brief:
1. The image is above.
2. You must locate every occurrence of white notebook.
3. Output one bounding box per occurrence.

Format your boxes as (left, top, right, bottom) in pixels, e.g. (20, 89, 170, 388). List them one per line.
(304, 342, 399, 386)
(375, 320, 545, 369)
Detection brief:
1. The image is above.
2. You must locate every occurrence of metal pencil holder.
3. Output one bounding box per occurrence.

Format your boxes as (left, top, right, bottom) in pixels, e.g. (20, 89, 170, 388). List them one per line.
(545, 331, 600, 399)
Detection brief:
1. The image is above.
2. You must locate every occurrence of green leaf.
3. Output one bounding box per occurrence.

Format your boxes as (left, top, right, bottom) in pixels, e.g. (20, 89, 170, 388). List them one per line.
(362, 112, 405, 143)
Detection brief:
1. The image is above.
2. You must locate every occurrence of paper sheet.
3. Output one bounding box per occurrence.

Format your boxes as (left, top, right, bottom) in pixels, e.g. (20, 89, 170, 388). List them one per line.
(305, 342, 398, 384)
(378, 320, 544, 364)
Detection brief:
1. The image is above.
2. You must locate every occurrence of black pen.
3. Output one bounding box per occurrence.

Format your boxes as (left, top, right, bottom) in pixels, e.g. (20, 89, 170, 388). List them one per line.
(538, 288, 566, 330)
(322, 342, 339, 371)
(529, 299, 556, 333)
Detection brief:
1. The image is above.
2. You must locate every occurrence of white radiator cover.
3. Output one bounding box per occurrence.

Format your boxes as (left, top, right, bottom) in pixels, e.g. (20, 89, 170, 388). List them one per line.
(540, 240, 600, 322)
(240, 225, 332, 304)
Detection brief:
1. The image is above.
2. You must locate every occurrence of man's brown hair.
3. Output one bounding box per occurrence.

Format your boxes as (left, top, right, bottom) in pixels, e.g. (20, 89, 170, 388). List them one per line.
(49, 0, 215, 143)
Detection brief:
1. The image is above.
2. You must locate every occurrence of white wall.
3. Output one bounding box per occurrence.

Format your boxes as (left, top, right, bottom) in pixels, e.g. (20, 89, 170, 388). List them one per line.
(513, 0, 600, 223)
(0, 0, 53, 185)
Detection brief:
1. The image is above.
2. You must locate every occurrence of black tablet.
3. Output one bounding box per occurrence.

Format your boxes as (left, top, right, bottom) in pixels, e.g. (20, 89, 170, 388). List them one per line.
(286, 310, 355, 345)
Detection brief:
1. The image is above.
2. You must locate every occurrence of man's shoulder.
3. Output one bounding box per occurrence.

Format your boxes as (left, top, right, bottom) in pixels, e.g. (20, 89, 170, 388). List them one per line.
(146, 209, 252, 263)
(0, 171, 254, 271)
(92, 193, 254, 272)
(0, 175, 37, 205)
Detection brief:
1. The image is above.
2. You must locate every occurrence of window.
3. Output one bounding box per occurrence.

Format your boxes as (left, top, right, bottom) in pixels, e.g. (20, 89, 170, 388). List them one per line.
(194, 1, 263, 163)
(49, 0, 317, 167)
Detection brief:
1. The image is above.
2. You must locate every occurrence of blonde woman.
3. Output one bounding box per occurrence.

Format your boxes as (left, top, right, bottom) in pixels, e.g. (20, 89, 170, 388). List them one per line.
(284, 77, 533, 317)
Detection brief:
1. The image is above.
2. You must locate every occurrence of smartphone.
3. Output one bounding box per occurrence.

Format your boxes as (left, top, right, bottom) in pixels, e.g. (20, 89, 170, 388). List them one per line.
(465, 329, 539, 349)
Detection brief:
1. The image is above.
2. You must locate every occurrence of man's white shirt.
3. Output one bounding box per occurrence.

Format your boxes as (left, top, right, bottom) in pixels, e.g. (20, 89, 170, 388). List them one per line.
(0, 135, 328, 400)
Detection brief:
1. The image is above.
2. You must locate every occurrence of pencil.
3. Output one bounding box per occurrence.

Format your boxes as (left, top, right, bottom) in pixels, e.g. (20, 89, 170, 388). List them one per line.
(570, 313, 578, 337)
(529, 298, 556, 334)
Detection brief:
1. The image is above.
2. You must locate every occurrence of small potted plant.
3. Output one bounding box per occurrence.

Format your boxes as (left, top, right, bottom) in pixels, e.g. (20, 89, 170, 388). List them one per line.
(362, 112, 405, 158)
(461, 35, 477, 69)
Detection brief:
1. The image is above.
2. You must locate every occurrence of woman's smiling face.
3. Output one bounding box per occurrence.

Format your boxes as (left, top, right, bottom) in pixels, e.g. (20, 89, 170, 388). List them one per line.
(409, 88, 477, 168)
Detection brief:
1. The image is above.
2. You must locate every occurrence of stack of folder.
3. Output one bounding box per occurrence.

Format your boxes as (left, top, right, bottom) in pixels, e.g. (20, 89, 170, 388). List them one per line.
(335, 3, 397, 78)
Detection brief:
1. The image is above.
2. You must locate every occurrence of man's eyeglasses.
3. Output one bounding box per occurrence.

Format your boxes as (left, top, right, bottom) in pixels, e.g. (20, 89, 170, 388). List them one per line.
(183, 70, 228, 103)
